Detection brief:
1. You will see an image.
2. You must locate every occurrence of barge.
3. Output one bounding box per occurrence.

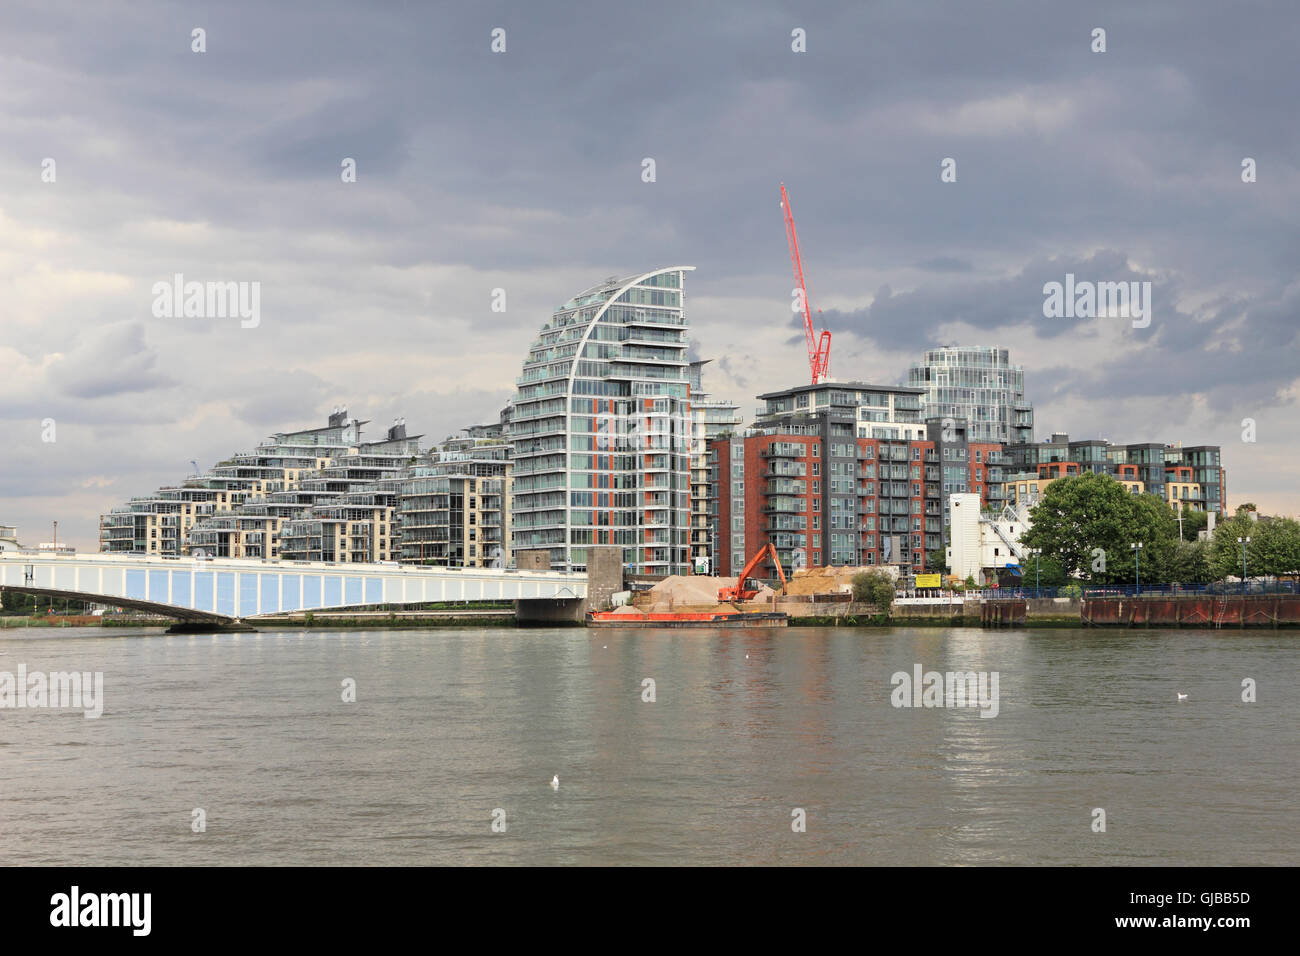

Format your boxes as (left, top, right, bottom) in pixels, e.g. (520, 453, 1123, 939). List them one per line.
(586, 610, 788, 628)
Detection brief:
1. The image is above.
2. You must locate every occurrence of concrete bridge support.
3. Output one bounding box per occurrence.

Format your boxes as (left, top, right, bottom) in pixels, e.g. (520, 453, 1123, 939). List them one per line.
(515, 546, 624, 625)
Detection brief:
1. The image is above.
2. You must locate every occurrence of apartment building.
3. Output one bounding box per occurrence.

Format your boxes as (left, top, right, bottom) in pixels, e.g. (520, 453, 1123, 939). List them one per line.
(101, 409, 420, 561)
(508, 267, 695, 574)
(399, 423, 513, 567)
(1004, 432, 1227, 513)
(708, 428, 944, 579)
(687, 359, 741, 572)
(907, 346, 1035, 444)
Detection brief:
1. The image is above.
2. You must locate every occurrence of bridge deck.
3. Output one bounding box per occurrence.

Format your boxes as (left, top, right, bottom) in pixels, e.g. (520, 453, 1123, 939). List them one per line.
(0, 552, 587, 622)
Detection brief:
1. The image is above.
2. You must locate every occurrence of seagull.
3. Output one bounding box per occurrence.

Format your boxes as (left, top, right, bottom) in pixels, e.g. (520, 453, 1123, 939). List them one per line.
(1177, 693, 1188, 700)
(551, 775, 559, 789)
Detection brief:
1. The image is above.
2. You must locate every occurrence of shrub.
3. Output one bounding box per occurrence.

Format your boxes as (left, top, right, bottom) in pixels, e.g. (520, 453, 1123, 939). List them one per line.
(850, 570, 896, 609)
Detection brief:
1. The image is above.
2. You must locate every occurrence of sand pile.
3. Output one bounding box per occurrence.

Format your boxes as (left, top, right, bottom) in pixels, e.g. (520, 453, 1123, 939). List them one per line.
(634, 575, 781, 612)
(648, 575, 738, 604)
(783, 566, 882, 596)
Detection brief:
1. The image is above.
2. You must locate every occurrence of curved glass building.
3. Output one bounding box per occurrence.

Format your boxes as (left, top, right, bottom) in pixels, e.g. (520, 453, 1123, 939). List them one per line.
(509, 267, 695, 573)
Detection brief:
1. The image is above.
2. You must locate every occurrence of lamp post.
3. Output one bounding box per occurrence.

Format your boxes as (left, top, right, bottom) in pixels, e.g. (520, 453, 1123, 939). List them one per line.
(1030, 547, 1042, 596)
(1130, 542, 1142, 594)
(1237, 535, 1250, 594)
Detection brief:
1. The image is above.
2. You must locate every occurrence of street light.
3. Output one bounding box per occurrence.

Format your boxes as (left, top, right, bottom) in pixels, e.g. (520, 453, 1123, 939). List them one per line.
(1030, 547, 1042, 596)
(1130, 542, 1142, 594)
(1237, 535, 1250, 594)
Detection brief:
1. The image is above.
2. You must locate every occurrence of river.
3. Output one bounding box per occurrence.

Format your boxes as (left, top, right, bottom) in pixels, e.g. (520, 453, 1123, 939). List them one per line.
(0, 625, 1294, 865)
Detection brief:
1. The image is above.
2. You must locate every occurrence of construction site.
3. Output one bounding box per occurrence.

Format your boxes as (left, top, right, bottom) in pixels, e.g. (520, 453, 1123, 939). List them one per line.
(593, 542, 896, 626)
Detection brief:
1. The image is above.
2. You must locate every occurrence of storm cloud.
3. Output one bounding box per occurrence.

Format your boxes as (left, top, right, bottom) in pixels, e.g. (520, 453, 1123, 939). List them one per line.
(1, 0, 1297, 547)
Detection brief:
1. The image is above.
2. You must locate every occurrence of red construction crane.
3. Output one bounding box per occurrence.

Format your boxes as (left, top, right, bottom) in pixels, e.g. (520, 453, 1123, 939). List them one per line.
(780, 182, 831, 384)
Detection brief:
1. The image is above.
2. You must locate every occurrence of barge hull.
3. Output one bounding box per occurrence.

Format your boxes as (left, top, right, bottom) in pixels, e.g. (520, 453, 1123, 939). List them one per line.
(587, 611, 787, 628)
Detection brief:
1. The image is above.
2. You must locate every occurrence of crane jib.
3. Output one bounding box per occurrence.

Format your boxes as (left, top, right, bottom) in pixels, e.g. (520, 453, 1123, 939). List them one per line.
(779, 183, 833, 384)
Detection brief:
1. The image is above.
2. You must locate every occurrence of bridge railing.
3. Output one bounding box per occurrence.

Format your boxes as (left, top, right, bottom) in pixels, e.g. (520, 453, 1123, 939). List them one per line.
(0, 550, 584, 580)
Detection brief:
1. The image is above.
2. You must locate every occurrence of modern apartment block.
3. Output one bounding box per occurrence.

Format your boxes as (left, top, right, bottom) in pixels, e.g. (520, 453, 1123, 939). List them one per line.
(100, 409, 421, 561)
(398, 423, 513, 567)
(278, 477, 404, 563)
(1004, 432, 1227, 514)
(508, 267, 695, 574)
(688, 359, 741, 572)
(924, 416, 1008, 532)
(711, 379, 995, 576)
(709, 428, 944, 579)
(754, 381, 924, 430)
(907, 346, 1034, 444)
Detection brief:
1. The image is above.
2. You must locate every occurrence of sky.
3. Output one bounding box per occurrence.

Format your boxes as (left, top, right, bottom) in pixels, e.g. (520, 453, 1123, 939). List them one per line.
(1, 0, 1297, 550)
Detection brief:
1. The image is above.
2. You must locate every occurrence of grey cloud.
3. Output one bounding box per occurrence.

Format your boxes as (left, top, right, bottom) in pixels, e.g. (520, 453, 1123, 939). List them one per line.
(2, 0, 1299, 544)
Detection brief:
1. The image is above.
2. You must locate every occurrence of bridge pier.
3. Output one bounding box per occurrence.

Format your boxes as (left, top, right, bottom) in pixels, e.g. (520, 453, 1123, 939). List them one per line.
(165, 620, 256, 634)
(514, 546, 623, 626)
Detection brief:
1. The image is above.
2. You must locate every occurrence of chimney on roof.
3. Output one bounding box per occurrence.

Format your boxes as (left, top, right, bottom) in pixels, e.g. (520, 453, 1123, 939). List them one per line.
(328, 406, 347, 428)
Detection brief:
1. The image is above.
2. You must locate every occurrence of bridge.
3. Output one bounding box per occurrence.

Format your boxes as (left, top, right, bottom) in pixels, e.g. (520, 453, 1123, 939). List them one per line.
(0, 551, 591, 628)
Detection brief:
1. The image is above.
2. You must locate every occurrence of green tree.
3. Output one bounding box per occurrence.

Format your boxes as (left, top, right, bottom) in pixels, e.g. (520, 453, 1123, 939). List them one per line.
(1166, 539, 1212, 584)
(1248, 517, 1300, 579)
(1021, 473, 1177, 583)
(1209, 513, 1259, 580)
(1020, 552, 1066, 588)
(1176, 505, 1208, 542)
(926, 548, 948, 574)
(850, 570, 895, 610)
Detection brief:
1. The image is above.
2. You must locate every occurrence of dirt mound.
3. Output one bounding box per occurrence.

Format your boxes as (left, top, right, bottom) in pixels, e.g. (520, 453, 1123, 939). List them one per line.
(784, 566, 882, 596)
(647, 575, 736, 605)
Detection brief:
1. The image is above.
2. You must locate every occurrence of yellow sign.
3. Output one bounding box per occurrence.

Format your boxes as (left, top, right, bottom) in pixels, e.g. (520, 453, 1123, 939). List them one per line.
(915, 573, 942, 588)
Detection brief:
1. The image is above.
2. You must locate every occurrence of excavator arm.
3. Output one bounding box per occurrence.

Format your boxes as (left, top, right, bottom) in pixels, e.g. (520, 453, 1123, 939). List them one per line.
(718, 542, 789, 602)
(767, 543, 788, 594)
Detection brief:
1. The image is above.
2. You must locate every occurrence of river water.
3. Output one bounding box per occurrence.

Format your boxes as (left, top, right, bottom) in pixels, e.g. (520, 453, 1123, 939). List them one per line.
(0, 625, 1294, 865)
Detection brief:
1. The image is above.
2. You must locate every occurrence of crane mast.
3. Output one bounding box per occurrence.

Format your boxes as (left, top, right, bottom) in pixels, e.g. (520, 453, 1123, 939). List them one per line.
(780, 182, 831, 384)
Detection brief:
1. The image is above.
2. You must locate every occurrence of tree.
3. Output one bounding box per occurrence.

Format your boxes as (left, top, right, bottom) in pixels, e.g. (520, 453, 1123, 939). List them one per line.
(1209, 513, 1259, 580)
(1021, 473, 1178, 583)
(1176, 505, 1208, 542)
(850, 570, 895, 610)
(1166, 539, 1212, 584)
(1247, 516, 1300, 579)
(1024, 554, 1066, 588)
(926, 548, 948, 574)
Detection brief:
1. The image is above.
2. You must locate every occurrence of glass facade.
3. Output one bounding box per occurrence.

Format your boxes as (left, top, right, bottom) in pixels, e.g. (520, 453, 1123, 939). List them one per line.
(907, 346, 1034, 444)
(509, 267, 695, 573)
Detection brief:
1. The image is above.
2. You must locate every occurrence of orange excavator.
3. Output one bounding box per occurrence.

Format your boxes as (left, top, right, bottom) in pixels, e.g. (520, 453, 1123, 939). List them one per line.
(718, 543, 789, 603)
